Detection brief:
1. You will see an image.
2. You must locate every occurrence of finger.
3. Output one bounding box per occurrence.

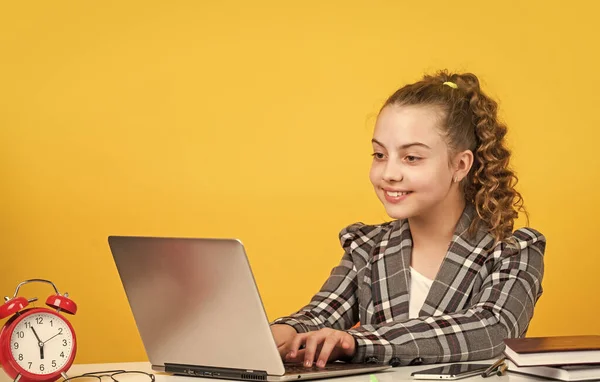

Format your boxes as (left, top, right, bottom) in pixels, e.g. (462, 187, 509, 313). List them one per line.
(303, 335, 321, 367)
(285, 349, 305, 363)
(287, 333, 307, 359)
(316, 334, 340, 368)
(277, 343, 288, 358)
(341, 335, 352, 349)
(278, 344, 304, 357)
(340, 334, 356, 358)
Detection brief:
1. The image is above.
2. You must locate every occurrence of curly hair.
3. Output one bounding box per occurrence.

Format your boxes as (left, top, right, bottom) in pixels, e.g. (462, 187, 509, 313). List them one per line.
(382, 70, 527, 244)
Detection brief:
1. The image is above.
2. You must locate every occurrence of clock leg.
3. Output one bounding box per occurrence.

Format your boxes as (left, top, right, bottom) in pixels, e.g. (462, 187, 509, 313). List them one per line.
(13, 374, 21, 382)
(61, 372, 69, 380)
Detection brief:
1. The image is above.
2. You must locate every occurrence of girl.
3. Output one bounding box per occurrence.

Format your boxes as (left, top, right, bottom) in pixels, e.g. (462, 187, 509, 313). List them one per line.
(269, 71, 546, 368)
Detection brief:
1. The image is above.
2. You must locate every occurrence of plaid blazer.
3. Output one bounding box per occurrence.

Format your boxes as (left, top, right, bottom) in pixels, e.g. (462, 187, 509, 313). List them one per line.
(272, 204, 546, 366)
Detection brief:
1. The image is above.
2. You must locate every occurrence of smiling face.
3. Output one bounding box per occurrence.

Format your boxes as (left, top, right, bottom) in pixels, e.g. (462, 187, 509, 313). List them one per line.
(370, 104, 465, 220)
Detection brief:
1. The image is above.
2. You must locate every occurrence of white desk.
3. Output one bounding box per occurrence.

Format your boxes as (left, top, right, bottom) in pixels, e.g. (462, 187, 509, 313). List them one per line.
(0, 361, 549, 382)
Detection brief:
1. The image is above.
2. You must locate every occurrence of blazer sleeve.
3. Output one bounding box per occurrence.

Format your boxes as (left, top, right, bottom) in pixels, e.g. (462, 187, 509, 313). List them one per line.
(270, 223, 382, 333)
(347, 227, 546, 365)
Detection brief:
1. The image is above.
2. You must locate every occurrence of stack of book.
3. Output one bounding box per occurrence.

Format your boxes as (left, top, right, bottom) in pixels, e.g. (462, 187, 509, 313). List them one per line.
(503, 335, 600, 381)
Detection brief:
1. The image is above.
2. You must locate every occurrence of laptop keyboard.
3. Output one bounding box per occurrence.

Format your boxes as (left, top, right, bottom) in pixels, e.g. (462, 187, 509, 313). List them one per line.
(283, 362, 376, 374)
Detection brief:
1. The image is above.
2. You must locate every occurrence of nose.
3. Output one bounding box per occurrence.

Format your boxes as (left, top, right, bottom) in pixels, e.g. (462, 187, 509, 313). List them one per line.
(382, 159, 403, 183)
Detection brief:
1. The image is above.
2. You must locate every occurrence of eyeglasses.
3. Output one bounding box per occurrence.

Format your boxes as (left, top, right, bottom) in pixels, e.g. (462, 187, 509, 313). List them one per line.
(62, 370, 155, 382)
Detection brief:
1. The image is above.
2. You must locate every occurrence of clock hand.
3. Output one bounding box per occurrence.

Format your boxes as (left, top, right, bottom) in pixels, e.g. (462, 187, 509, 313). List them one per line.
(42, 332, 62, 344)
(30, 327, 43, 345)
(30, 327, 44, 360)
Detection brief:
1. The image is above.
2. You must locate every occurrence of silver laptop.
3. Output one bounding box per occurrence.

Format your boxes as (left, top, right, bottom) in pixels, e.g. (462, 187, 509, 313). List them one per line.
(108, 236, 390, 381)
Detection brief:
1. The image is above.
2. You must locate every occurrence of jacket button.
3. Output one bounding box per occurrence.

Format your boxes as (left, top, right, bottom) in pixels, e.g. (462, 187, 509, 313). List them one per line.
(388, 357, 401, 367)
(365, 356, 379, 364)
(409, 357, 424, 365)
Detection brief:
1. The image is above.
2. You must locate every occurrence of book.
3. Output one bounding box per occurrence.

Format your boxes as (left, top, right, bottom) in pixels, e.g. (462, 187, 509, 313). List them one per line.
(507, 360, 600, 381)
(503, 335, 600, 367)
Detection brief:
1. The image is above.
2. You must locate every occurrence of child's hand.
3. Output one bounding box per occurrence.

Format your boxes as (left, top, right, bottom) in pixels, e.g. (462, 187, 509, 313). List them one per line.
(270, 324, 298, 358)
(285, 328, 356, 368)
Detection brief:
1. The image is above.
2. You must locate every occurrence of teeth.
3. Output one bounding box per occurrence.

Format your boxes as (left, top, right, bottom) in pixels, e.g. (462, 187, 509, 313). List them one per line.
(386, 191, 409, 197)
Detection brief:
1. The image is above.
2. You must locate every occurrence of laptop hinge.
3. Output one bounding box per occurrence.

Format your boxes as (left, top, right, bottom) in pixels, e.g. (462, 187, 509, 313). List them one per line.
(165, 363, 268, 381)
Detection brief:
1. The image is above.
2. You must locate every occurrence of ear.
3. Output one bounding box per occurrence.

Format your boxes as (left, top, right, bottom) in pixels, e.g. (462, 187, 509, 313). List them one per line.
(452, 149, 474, 182)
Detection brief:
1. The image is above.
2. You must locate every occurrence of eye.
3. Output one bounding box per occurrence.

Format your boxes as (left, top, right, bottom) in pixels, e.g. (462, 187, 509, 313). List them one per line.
(405, 155, 421, 163)
(371, 152, 386, 160)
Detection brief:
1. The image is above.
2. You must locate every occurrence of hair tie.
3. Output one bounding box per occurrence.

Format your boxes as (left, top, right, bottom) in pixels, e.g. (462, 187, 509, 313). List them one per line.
(443, 81, 458, 89)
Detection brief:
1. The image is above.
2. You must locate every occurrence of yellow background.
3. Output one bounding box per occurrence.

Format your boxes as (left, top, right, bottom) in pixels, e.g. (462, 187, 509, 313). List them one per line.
(1, 0, 599, 364)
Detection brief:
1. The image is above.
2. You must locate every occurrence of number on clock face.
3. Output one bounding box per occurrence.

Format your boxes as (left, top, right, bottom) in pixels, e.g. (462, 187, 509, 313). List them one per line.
(10, 312, 74, 375)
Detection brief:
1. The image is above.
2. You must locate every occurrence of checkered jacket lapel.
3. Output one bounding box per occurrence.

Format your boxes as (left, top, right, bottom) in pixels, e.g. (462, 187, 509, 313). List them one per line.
(368, 219, 411, 324)
(367, 204, 492, 322)
(421, 205, 495, 316)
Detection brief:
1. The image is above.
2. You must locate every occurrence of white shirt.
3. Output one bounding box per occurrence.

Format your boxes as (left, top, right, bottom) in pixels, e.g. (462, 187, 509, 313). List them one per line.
(409, 267, 434, 319)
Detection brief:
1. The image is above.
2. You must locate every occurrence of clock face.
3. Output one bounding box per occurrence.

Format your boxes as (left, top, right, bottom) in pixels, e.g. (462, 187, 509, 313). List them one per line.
(9, 311, 75, 375)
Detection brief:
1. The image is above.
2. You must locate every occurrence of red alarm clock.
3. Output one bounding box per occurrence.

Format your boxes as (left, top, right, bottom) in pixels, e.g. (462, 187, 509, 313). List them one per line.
(0, 279, 77, 382)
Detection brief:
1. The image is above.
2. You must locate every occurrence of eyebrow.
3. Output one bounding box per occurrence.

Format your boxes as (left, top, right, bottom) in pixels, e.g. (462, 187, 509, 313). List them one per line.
(371, 138, 431, 150)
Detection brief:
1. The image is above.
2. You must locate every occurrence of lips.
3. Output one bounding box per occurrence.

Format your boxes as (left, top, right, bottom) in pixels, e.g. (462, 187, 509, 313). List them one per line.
(383, 189, 412, 203)
(385, 190, 410, 197)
